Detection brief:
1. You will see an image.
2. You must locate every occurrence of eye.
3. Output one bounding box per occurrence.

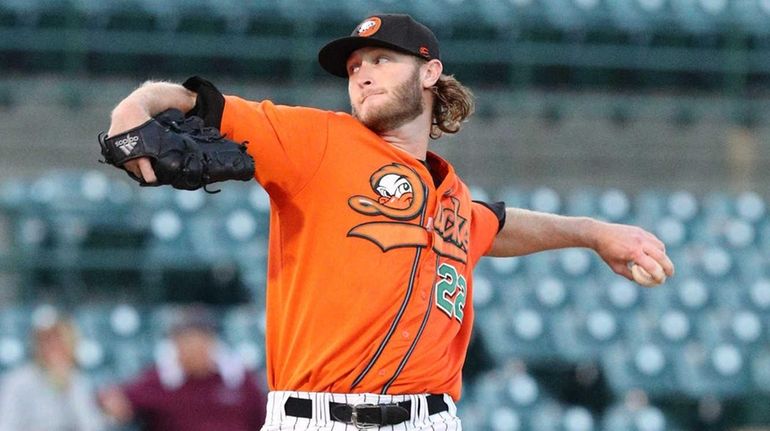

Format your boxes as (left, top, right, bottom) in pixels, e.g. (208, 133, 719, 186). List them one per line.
(393, 179, 412, 197)
(347, 59, 361, 75)
(376, 186, 393, 197)
(375, 56, 390, 64)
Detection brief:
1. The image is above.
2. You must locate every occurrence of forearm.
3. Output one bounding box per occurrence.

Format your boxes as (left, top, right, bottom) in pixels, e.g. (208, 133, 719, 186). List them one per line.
(109, 81, 196, 136)
(486, 208, 599, 257)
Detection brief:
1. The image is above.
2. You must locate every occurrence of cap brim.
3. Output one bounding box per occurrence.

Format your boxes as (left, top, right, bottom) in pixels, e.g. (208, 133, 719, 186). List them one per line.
(318, 37, 415, 78)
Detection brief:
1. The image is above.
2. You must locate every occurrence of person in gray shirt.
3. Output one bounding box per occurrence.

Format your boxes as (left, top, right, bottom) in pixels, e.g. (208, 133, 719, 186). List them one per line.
(0, 313, 105, 431)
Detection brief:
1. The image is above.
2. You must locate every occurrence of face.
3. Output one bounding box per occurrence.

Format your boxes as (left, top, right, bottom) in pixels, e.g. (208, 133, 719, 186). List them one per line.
(173, 329, 216, 378)
(347, 47, 425, 134)
(35, 324, 76, 369)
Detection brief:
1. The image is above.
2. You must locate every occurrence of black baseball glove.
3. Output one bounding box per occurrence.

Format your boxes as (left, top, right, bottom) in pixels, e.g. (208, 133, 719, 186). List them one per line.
(98, 109, 255, 193)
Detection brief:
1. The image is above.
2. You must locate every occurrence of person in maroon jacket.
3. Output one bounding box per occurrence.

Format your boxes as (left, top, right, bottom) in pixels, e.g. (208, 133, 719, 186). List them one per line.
(99, 309, 266, 431)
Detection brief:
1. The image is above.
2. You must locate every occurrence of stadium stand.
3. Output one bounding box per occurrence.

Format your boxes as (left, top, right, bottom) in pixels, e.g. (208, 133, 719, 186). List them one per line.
(3, 0, 770, 92)
(4, 171, 770, 428)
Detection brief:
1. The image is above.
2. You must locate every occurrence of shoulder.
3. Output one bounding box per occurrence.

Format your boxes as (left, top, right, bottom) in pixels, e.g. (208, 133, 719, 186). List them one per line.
(227, 97, 332, 117)
(126, 367, 163, 389)
(120, 367, 165, 405)
(0, 364, 47, 398)
(3, 364, 40, 384)
(282, 104, 338, 122)
(229, 98, 341, 126)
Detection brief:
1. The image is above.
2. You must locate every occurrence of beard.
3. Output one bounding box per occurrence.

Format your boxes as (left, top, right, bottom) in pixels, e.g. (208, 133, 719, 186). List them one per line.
(352, 68, 424, 134)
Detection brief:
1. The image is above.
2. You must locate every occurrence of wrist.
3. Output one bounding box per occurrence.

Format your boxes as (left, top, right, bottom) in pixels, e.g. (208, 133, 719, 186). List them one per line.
(578, 217, 602, 250)
(108, 103, 152, 137)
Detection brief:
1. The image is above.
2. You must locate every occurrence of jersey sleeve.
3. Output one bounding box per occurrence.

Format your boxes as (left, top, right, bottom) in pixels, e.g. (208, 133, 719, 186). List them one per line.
(183, 76, 329, 197)
(468, 200, 506, 267)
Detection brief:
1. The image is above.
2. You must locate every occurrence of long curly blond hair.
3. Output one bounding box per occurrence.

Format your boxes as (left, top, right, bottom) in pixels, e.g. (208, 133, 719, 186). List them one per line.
(430, 74, 475, 139)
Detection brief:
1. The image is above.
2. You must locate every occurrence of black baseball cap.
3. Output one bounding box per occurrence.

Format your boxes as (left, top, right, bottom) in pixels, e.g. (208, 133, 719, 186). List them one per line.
(318, 14, 441, 78)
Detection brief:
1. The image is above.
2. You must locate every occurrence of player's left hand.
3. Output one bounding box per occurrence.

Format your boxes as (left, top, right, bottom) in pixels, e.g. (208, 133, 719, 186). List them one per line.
(590, 221, 675, 283)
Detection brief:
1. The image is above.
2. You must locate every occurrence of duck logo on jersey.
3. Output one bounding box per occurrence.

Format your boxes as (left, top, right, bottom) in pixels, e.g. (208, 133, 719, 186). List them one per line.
(347, 163, 428, 252)
(347, 163, 470, 262)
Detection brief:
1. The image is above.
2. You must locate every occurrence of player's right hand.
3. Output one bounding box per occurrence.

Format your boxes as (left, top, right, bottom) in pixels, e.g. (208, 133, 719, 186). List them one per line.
(591, 221, 675, 283)
(124, 157, 157, 184)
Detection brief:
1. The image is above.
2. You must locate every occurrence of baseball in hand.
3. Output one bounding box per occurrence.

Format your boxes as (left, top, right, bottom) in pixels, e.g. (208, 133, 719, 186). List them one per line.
(630, 262, 666, 287)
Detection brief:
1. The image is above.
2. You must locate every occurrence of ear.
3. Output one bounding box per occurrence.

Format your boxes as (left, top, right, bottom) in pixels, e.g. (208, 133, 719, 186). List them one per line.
(421, 59, 443, 88)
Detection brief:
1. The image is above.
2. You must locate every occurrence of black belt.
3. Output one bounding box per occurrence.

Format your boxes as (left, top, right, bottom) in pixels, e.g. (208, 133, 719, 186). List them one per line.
(284, 394, 448, 428)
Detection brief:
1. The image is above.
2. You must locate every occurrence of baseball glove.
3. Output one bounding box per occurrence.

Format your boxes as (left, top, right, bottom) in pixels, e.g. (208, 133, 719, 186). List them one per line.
(98, 109, 255, 193)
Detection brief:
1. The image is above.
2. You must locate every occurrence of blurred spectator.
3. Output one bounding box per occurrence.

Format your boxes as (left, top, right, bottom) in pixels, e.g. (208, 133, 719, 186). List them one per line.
(99, 307, 266, 431)
(0, 311, 106, 431)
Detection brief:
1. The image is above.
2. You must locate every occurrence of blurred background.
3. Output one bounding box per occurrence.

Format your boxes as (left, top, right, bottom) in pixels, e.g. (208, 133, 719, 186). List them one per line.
(1, 0, 770, 430)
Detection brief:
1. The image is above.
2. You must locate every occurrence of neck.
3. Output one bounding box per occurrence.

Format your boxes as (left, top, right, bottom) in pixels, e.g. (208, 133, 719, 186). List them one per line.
(377, 94, 433, 160)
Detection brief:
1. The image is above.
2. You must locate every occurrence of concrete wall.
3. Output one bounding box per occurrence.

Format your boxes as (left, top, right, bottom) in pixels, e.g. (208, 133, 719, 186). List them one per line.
(2, 76, 769, 197)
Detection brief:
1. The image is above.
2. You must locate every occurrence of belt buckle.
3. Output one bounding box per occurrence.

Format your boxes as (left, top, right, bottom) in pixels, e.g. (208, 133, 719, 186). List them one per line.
(351, 403, 378, 429)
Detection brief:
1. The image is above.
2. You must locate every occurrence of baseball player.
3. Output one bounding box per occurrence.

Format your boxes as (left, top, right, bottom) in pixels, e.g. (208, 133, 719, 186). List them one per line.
(102, 14, 674, 430)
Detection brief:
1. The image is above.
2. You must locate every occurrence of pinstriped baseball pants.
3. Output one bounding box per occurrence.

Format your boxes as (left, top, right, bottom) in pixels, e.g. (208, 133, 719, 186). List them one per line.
(261, 391, 462, 431)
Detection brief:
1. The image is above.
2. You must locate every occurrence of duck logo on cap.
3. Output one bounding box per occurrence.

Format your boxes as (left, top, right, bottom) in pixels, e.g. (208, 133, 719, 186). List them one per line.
(356, 17, 382, 37)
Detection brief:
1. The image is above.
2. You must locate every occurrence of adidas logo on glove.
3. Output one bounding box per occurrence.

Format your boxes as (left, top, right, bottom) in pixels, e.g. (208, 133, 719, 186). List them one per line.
(98, 108, 255, 192)
(114, 134, 139, 156)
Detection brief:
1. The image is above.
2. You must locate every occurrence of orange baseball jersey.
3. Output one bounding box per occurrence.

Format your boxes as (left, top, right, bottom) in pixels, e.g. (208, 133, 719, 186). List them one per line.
(183, 77, 505, 401)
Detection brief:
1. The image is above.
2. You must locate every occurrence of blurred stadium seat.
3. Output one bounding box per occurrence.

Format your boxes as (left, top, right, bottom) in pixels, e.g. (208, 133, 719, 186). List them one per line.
(601, 401, 681, 431)
(654, 216, 687, 249)
(667, 190, 699, 224)
(529, 187, 563, 214)
(598, 188, 632, 222)
(749, 347, 770, 392)
(747, 277, 770, 313)
(671, 276, 713, 314)
(602, 341, 680, 397)
(461, 363, 605, 431)
(551, 308, 625, 362)
(674, 342, 751, 398)
(564, 188, 598, 217)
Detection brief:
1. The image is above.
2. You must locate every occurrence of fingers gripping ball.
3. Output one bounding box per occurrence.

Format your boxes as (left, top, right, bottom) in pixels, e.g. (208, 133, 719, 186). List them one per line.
(630, 262, 666, 287)
(99, 109, 255, 192)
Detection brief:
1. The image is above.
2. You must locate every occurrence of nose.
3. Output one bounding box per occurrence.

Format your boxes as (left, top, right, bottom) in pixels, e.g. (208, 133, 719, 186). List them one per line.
(356, 62, 374, 88)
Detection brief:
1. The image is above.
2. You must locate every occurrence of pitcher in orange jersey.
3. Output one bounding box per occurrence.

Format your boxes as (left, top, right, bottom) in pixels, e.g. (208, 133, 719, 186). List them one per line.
(106, 13, 675, 430)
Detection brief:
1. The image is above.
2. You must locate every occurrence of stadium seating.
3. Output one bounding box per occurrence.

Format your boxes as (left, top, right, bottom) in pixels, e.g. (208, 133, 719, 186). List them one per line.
(3, 0, 770, 37)
(460, 365, 604, 431)
(3, 0, 770, 93)
(4, 172, 770, 428)
(0, 302, 266, 381)
(601, 401, 682, 431)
